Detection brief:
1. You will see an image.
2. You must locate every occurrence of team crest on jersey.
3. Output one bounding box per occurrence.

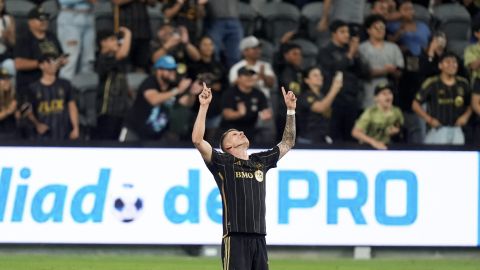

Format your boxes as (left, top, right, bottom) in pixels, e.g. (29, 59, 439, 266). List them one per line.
(255, 170, 264, 182)
(455, 96, 464, 107)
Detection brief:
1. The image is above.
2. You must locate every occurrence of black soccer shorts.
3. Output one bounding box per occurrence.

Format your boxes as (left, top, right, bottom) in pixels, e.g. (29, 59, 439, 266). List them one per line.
(221, 233, 268, 270)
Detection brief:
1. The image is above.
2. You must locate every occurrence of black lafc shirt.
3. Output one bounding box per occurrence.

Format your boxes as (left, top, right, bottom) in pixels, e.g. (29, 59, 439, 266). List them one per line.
(206, 146, 280, 236)
(415, 76, 471, 126)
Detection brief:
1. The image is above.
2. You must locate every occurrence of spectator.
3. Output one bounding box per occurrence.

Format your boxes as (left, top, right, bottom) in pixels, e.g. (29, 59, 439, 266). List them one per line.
(0, 0, 16, 76)
(218, 67, 272, 145)
(112, 0, 156, 72)
(229, 35, 277, 143)
(297, 66, 342, 144)
(162, 0, 207, 41)
(317, 0, 367, 36)
(0, 68, 17, 140)
(93, 27, 132, 140)
(57, 0, 96, 80)
(26, 53, 80, 141)
(275, 42, 303, 141)
(151, 23, 200, 80)
(359, 15, 404, 110)
(420, 32, 448, 80)
(412, 52, 472, 145)
(14, 6, 65, 105)
(352, 83, 404, 149)
(318, 20, 369, 142)
(387, 0, 431, 57)
(190, 35, 226, 141)
(204, 0, 243, 68)
(466, 22, 480, 144)
(119, 55, 192, 142)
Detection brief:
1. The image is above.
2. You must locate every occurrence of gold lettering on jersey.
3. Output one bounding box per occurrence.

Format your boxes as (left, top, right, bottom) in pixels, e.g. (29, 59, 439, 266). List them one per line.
(38, 99, 64, 114)
(437, 98, 454, 105)
(255, 170, 264, 182)
(235, 171, 254, 179)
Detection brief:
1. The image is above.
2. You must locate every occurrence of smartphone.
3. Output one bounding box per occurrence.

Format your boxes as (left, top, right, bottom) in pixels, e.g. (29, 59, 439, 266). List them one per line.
(334, 71, 343, 82)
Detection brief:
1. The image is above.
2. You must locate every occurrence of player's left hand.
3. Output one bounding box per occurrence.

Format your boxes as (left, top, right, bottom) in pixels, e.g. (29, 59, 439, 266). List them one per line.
(199, 82, 212, 105)
(281, 86, 296, 110)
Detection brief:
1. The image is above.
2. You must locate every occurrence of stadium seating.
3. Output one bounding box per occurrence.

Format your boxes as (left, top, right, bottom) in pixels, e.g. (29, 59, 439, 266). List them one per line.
(6, 0, 36, 35)
(413, 3, 431, 26)
(258, 2, 300, 43)
(259, 38, 275, 63)
(71, 72, 99, 135)
(95, 0, 114, 31)
(433, 3, 471, 41)
(448, 39, 469, 60)
(147, 3, 164, 37)
(300, 1, 323, 42)
(239, 1, 258, 36)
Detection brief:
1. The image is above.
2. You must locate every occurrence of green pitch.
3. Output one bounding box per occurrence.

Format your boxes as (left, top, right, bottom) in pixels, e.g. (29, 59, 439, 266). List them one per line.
(1, 254, 479, 270)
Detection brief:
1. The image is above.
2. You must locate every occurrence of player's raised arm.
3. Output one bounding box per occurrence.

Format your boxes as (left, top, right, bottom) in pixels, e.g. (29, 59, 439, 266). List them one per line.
(277, 86, 297, 160)
(192, 82, 214, 162)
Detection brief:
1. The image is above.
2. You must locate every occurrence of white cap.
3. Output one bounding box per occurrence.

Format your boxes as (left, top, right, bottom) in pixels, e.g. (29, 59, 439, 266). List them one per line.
(239, 36, 261, 51)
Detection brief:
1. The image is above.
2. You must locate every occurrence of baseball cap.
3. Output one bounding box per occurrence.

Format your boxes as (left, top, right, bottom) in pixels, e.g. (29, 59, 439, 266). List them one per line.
(28, 6, 50, 21)
(237, 66, 256, 77)
(154, 55, 177, 70)
(239, 36, 261, 51)
(38, 52, 59, 63)
(0, 68, 12, 79)
(374, 82, 392, 96)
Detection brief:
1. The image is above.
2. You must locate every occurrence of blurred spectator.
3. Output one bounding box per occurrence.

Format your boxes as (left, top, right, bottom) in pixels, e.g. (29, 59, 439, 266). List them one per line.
(93, 27, 132, 140)
(26, 53, 80, 141)
(359, 15, 404, 110)
(229, 35, 277, 143)
(204, 0, 243, 68)
(189, 35, 226, 141)
(14, 7, 65, 105)
(119, 55, 192, 142)
(218, 67, 272, 145)
(162, 0, 207, 41)
(371, 0, 389, 19)
(57, 0, 96, 80)
(388, 1, 431, 144)
(412, 52, 472, 145)
(318, 20, 369, 142)
(317, 0, 367, 36)
(0, 0, 16, 76)
(275, 42, 302, 141)
(419, 32, 448, 79)
(111, 0, 156, 72)
(0, 68, 17, 140)
(466, 22, 480, 144)
(297, 66, 342, 144)
(352, 83, 404, 149)
(387, 0, 431, 57)
(151, 24, 200, 80)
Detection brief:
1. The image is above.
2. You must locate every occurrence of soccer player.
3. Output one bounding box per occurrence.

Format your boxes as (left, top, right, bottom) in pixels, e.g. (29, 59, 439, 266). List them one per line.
(192, 82, 296, 270)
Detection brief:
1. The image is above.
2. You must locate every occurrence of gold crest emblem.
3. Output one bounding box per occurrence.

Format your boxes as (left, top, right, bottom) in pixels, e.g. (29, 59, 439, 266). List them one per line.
(255, 170, 264, 182)
(177, 63, 187, 75)
(454, 96, 464, 107)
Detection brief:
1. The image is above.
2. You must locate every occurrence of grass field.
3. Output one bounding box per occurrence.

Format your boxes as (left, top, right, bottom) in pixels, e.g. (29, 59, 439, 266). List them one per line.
(1, 254, 480, 270)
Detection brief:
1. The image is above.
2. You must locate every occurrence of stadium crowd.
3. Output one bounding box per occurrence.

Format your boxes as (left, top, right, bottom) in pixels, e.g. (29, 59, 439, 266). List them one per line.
(1, 0, 480, 149)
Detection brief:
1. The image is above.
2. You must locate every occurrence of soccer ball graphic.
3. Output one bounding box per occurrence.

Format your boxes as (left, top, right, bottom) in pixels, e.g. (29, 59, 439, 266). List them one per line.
(112, 183, 144, 223)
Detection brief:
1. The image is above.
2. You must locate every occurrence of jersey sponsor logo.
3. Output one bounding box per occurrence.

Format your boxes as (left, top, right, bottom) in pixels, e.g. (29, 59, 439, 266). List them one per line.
(235, 171, 254, 179)
(38, 99, 65, 114)
(455, 96, 464, 107)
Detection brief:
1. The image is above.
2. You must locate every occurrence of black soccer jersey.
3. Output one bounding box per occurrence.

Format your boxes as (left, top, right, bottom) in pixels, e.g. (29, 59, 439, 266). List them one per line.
(415, 76, 471, 126)
(206, 146, 280, 236)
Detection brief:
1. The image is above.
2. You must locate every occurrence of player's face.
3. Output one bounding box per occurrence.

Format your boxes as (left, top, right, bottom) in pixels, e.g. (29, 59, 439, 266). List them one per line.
(225, 130, 249, 150)
(304, 68, 323, 88)
(439, 57, 458, 76)
(375, 89, 394, 109)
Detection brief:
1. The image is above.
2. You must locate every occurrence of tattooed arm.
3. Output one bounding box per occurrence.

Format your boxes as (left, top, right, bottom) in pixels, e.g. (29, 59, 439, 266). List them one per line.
(278, 87, 297, 160)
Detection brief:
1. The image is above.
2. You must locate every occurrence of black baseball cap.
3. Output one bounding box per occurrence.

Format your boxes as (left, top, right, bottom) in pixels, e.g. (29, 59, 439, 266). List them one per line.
(237, 66, 256, 77)
(28, 6, 50, 21)
(374, 83, 392, 95)
(38, 52, 59, 63)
